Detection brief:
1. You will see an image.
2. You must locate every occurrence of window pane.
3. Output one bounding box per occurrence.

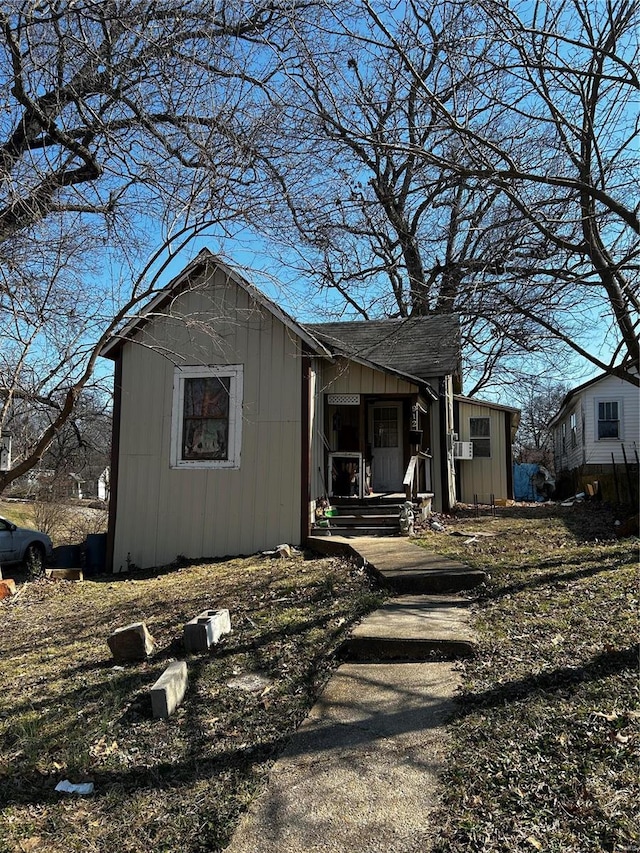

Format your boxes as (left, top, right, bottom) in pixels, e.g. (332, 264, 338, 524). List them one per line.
(599, 401, 618, 420)
(472, 438, 491, 458)
(373, 408, 399, 448)
(183, 417, 229, 460)
(598, 420, 619, 439)
(470, 418, 490, 438)
(182, 377, 231, 460)
(597, 400, 619, 439)
(184, 377, 230, 418)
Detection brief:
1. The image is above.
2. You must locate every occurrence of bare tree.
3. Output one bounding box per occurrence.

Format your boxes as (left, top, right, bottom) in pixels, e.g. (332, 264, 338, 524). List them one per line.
(246, 0, 638, 389)
(0, 1, 309, 493)
(360, 0, 639, 384)
(512, 378, 570, 468)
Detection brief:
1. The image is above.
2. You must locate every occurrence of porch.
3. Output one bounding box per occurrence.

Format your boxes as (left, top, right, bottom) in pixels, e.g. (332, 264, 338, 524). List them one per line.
(323, 393, 433, 499)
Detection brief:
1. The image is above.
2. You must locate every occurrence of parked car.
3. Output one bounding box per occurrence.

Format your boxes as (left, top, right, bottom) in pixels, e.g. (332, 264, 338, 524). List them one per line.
(0, 516, 53, 574)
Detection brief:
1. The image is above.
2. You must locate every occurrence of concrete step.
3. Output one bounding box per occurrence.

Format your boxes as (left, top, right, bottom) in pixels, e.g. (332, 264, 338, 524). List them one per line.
(341, 595, 477, 661)
(307, 535, 486, 594)
(382, 567, 486, 594)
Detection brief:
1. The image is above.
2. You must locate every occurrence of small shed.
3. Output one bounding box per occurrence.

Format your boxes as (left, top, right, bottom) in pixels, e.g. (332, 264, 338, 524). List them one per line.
(453, 396, 520, 504)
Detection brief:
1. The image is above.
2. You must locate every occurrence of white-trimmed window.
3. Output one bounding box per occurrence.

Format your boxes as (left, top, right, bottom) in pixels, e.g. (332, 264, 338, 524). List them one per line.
(469, 417, 491, 458)
(596, 399, 621, 440)
(570, 412, 578, 448)
(171, 365, 243, 468)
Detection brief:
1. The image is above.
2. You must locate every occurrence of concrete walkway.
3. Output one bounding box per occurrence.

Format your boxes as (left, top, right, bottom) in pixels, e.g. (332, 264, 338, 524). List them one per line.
(224, 537, 481, 853)
(308, 534, 486, 593)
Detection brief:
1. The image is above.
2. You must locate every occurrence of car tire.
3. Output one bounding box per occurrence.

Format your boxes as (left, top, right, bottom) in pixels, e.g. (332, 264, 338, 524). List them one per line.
(24, 543, 46, 578)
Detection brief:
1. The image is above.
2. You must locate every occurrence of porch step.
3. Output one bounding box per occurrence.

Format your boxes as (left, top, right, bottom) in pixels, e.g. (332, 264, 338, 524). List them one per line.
(328, 514, 400, 525)
(312, 527, 400, 538)
(314, 509, 401, 537)
(313, 494, 434, 538)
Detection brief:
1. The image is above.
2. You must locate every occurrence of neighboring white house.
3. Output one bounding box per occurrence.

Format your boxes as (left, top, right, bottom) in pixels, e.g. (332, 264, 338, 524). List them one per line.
(549, 369, 639, 502)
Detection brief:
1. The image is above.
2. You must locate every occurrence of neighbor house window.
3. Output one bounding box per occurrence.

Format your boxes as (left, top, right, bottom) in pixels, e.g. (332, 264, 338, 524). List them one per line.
(570, 412, 577, 448)
(596, 400, 620, 440)
(171, 365, 243, 468)
(469, 417, 491, 458)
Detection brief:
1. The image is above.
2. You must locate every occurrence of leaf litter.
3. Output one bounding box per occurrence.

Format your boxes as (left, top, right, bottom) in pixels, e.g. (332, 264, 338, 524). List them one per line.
(422, 503, 639, 853)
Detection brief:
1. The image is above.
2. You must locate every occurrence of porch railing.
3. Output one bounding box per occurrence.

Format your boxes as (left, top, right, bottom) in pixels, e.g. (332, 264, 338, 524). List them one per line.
(403, 451, 433, 501)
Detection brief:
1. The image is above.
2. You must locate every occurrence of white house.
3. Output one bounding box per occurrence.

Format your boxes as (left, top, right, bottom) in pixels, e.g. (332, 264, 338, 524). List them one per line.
(550, 369, 639, 503)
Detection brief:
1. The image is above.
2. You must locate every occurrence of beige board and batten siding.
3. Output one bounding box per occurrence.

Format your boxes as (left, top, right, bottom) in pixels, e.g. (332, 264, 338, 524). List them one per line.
(456, 398, 510, 504)
(318, 357, 417, 395)
(112, 268, 303, 570)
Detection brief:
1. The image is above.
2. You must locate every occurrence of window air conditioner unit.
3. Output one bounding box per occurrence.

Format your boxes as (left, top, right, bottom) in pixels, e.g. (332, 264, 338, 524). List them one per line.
(453, 441, 473, 460)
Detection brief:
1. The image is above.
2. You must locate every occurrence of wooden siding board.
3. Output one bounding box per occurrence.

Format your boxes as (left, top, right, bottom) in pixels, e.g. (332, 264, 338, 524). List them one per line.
(319, 359, 416, 396)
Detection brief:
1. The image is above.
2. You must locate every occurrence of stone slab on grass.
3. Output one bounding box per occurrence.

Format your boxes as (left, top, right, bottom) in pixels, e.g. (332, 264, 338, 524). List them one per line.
(0, 578, 17, 600)
(183, 608, 231, 653)
(150, 660, 188, 719)
(107, 622, 154, 662)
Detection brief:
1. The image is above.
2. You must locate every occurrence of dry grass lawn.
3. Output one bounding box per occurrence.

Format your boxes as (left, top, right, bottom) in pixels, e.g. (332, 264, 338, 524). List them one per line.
(0, 501, 637, 853)
(418, 504, 639, 853)
(0, 551, 383, 853)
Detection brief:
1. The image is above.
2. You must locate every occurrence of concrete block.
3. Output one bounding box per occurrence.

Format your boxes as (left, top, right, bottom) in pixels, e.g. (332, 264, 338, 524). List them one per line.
(183, 608, 231, 653)
(150, 660, 188, 719)
(107, 622, 154, 661)
(45, 568, 84, 581)
(0, 579, 17, 600)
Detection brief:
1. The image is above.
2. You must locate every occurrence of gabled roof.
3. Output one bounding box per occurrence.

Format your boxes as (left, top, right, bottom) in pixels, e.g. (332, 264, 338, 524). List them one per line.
(101, 249, 332, 360)
(101, 250, 459, 399)
(304, 316, 461, 384)
(455, 394, 521, 430)
(548, 363, 639, 427)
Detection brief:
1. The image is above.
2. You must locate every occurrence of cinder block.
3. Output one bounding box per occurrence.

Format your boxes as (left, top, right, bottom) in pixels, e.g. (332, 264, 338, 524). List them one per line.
(150, 660, 188, 719)
(183, 608, 231, 653)
(107, 622, 154, 661)
(0, 579, 16, 600)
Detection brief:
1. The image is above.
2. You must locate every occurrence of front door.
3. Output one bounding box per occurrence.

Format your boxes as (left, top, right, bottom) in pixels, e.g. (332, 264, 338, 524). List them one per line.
(370, 402, 403, 492)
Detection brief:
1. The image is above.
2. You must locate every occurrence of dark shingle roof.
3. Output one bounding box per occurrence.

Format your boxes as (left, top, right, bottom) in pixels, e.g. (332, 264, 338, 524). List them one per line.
(303, 315, 460, 383)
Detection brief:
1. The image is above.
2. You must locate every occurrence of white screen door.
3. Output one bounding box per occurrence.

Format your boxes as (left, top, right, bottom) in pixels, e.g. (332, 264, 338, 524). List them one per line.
(370, 402, 403, 491)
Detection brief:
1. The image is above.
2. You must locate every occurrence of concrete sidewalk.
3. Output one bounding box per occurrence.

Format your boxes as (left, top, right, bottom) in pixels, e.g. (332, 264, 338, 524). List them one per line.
(308, 534, 486, 592)
(224, 538, 480, 853)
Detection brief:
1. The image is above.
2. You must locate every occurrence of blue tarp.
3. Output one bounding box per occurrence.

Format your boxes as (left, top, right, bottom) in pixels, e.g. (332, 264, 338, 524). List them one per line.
(513, 463, 551, 502)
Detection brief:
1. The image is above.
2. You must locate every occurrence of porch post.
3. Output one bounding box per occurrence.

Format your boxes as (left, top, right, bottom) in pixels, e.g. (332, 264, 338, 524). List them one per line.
(300, 348, 311, 545)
